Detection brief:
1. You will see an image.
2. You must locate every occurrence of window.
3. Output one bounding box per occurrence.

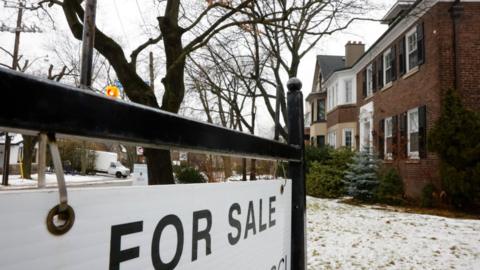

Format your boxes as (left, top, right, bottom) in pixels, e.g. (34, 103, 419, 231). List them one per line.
(334, 83, 338, 106)
(328, 85, 337, 111)
(310, 102, 314, 123)
(317, 136, 325, 147)
(327, 88, 332, 110)
(343, 129, 353, 149)
(366, 64, 373, 97)
(406, 28, 418, 71)
(317, 99, 325, 121)
(383, 49, 392, 85)
(408, 108, 419, 158)
(345, 79, 353, 103)
(385, 117, 393, 159)
(328, 132, 336, 148)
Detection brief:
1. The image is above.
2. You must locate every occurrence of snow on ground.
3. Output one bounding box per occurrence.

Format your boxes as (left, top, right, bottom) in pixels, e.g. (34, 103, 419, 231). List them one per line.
(307, 197, 480, 270)
(0, 173, 131, 189)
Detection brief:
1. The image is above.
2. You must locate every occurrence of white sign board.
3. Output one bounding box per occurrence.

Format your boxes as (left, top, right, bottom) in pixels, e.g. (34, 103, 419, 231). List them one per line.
(0, 181, 291, 270)
(132, 163, 148, 186)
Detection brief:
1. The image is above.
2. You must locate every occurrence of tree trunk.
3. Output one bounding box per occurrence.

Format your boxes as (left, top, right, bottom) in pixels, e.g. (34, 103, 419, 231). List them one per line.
(22, 135, 37, 179)
(222, 156, 232, 180)
(145, 148, 173, 185)
(242, 158, 247, 181)
(249, 159, 257, 180)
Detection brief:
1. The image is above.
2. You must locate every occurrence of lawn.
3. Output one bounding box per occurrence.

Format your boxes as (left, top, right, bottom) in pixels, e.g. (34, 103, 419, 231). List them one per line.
(307, 197, 480, 270)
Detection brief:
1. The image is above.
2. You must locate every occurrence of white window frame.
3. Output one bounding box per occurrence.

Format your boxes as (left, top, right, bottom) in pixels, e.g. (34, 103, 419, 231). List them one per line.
(383, 49, 392, 85)
(384, 117, 393, 160)
(328, 131, 336, 148)
(343, 128, 354, 149)
(366, 64, 373, 97)
(345, 79, 353, 104)
(406, 27, 418, 72)
(407, 107, 420, 159)
(334, 83, 338, 108)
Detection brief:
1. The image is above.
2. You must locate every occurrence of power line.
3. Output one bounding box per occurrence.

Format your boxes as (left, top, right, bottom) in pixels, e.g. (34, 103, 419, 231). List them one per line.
(135, 0, 152, 37)
(111, 0, 131, 49)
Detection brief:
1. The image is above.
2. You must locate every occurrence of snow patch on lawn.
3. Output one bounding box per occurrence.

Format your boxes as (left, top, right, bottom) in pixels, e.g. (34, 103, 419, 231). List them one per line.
(0, 174, 131, 189)
(307, 197, 480, 270)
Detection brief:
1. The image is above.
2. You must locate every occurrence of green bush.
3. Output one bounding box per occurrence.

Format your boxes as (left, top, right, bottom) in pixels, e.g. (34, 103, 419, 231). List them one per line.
(326, 147, 354, 172)
(177, 167, 206, 184)
(305, 145, 332, 170)
(307, 162, 344, 198)
(429, 88, 480, 209)
(377, 167, 404, 204)
(306, 148, 354, 198)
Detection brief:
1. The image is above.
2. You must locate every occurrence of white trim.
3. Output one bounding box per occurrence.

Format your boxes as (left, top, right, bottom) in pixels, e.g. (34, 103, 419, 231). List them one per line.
(345, 79, 353, 104)
(383, 48, 392, 85)
(352, 0, 438, 74)
(384, 117, 393, 160)
(366, 64, 373, 97)
(405, 27, 418, 72)
(342, 128, 354, 149)
(407, 107, 420, 159)
(328, 131, 337, 148)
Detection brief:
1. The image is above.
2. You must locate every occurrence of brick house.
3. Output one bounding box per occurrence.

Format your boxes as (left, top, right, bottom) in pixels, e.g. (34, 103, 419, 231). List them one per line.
(307, 55, 345, 147)
(307, 0, 480, 198)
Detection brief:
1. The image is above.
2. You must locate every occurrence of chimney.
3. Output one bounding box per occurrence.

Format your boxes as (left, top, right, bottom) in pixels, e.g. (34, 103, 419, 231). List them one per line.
(345, 41, 365, 67)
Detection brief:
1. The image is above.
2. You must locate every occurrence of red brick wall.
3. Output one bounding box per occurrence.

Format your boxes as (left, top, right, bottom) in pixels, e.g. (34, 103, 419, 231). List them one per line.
(326, 105, 357, 128)
(457, 4, 480, 111)
(354, 2, 480, 198)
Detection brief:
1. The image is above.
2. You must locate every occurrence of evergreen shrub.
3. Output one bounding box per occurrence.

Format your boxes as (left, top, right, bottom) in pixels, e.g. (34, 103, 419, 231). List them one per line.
(429, 88, 480, 209)
(177, 167, 206, 184)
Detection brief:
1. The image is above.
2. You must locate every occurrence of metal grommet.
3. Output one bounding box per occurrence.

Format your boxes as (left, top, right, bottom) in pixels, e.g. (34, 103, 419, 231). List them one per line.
(46, 204, 75, 236)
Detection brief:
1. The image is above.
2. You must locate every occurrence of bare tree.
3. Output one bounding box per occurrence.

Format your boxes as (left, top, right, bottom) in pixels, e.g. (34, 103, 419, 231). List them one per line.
(42, 0, 298, 184)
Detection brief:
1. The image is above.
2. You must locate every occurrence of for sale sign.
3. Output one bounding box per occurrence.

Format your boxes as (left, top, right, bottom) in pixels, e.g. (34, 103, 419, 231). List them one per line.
(0, 181, 291, 270)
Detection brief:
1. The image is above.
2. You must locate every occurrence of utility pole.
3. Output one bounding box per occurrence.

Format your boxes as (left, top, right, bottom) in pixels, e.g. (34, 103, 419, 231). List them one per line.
(79, 0, 98, 175)
(80, 0, 98, 88)
(2, 1, 24, 185)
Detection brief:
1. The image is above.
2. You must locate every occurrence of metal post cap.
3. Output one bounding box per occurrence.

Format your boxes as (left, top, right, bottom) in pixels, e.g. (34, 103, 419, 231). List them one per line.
(287, 77, 302, 92)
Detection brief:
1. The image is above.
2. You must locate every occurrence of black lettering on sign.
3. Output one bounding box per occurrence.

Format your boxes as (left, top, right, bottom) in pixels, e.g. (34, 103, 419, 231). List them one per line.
(109, 221, 143, 270)
(269, 196, 276, 228)
(228, 203, 242, 245)
(244, 200, 256, 239)
(151, 215, 184, 270)
(259, 199, 267, 232)
(191, 210, 212, 261)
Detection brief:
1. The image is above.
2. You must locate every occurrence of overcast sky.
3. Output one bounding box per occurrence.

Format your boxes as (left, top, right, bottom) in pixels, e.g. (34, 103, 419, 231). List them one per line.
(0, 0, 397, 138)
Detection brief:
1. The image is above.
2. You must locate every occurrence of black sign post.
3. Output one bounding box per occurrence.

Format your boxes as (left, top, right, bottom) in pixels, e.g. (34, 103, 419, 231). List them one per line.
(287, 78, 306, 270)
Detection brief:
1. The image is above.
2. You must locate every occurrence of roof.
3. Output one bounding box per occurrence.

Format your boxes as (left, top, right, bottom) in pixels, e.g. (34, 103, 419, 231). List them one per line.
(382, 0, 416, 24)
(351, 0, 423, 69)
(317, 55, 345, 79)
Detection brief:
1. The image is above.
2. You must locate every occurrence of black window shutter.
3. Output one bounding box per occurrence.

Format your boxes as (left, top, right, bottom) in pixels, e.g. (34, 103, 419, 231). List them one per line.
(391, 46, 397, 81)
(362, 69, 367, 98)
(419, 105, 427, 159)
(379, 119, 385, 159)
(378, 57, 384, 89)
(399, 112, 408, 158)
(392, 115, 398, 158)
(372, 62, 377, 92)
(417, 22, 425, 65)
(399, 38, 406, 75)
